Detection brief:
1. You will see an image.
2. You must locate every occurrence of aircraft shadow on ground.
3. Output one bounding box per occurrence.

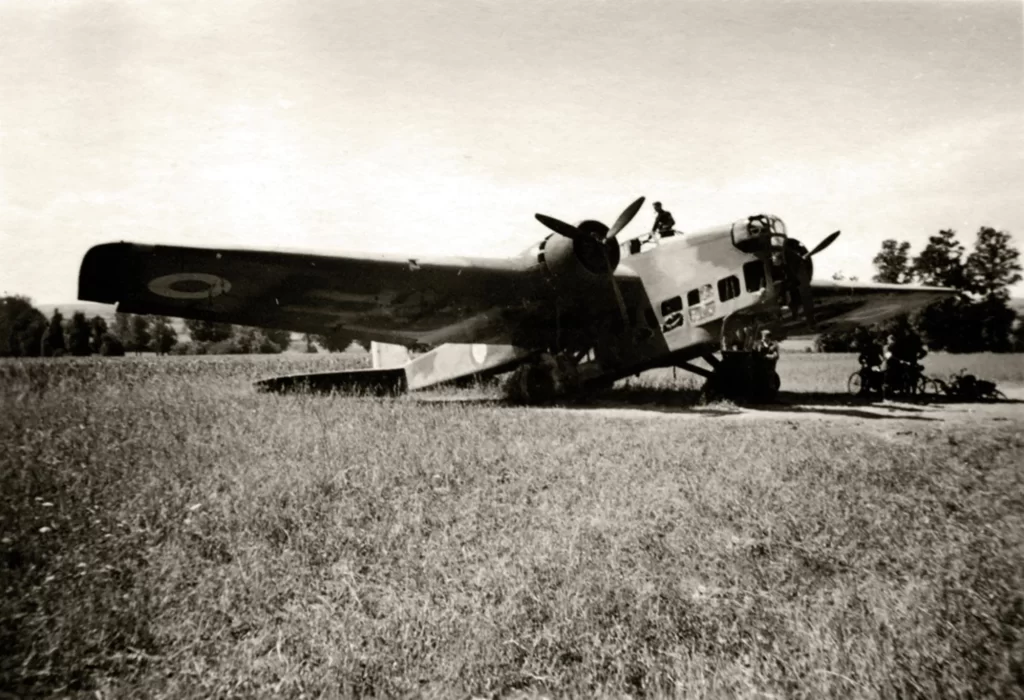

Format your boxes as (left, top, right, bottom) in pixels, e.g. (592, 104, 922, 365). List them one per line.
(569, 387, 946, 421)
(414, 387, 931, 420)
(335, 385, 1018, 421)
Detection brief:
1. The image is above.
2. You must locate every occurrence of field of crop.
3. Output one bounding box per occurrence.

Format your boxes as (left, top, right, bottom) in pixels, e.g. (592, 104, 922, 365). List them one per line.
(2, 353, 1023, 697)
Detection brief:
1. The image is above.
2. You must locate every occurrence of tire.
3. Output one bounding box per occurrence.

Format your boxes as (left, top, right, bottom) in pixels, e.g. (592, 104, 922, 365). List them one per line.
(847, 370, 863, 396)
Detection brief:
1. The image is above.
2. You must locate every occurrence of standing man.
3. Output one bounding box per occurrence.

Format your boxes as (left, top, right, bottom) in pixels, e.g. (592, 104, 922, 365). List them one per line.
(752, 328, 780, 400)
(857, 337, 884, 395)
(753, 329, 780, 370)
(651, 201, 676, 237)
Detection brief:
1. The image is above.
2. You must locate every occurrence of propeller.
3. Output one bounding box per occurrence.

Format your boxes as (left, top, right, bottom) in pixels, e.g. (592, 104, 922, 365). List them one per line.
(534, 196, 646, 328)
(786, 230, 840, 328)
(803, 230, 840, 259)
(606, 196, 646, 240)
(534, 196, 646, 244)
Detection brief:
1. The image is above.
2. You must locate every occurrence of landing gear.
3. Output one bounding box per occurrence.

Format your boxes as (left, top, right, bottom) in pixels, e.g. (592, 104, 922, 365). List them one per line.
(506, 353, 581, 404)
(699, 351, 780, 403)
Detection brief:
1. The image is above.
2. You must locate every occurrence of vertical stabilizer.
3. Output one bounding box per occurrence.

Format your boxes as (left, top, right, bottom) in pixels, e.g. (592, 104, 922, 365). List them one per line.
(371, 341, 412, 369)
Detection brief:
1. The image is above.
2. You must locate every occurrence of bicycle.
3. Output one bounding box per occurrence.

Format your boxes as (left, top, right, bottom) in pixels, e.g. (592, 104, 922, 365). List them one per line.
(848, 367, 883, 397)
(933, 369, 1007, 401)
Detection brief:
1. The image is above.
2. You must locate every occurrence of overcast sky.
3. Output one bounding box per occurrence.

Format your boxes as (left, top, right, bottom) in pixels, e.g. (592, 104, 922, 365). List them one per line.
(2, 0, 1022, 303)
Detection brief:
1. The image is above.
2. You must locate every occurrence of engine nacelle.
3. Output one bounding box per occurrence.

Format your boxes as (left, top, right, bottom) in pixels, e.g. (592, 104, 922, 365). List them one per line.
(532, 220, 622, 295)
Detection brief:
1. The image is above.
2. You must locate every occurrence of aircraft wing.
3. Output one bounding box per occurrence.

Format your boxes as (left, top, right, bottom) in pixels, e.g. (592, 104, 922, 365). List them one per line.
(780, 279, 957, 336)
(78, 242, 542, 345)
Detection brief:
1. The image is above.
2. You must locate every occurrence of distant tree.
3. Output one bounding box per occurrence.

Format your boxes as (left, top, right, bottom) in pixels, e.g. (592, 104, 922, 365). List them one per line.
(313, 333, 356, 352)
(965, 226, 1022, 300)
(184, 319, 233, 343)
(962, 227, 1021, 352)
(41, 309, 66, 357)
(263, 328, 291, 351)
(148, 316, 178, 355)
(207, 337, 244, 354)
(232, 326, 285, 354)
(1, 295, 46, 357)
(302, 333, 318, 353)
(89, 315, 108, 353)
(871, 239, 912, 283)
(99, 333, 125, 356)
(814, 325, 879, 353)
(911, 229, 970, 351)
(66, 311, 93, 356)
(912, 229, 967, 289)
(112, 312, 133, 345)
(971, 294, 1017, 352)
(129, 315, 151, 354)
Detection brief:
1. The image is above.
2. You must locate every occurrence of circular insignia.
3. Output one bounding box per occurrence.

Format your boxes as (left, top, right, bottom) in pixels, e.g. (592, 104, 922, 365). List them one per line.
(148, 273, 232, 300)
(470, 343, 489, 365)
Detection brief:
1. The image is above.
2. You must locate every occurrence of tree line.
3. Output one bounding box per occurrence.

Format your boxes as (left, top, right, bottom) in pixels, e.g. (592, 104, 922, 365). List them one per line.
(0, 300, 315, 357)
(817, 226, 1022, 352)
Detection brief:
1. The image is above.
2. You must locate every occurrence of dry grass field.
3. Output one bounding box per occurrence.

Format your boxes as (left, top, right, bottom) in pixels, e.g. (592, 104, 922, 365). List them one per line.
(2, 352, 1023, 698)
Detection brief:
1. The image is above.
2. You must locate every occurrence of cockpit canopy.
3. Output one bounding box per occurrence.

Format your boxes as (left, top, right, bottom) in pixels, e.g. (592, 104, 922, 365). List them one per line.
(732, 214, 786, 254)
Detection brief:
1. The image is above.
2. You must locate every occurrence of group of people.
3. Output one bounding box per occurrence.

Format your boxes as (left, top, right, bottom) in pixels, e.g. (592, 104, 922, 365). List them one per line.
(857, 332, 928, 395)
(723, 326, 780, 378)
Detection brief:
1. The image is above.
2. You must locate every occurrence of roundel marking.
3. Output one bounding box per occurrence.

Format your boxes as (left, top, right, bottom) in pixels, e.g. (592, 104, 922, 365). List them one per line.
(470, 343, 489, 365)
(148, 273, 232, 300)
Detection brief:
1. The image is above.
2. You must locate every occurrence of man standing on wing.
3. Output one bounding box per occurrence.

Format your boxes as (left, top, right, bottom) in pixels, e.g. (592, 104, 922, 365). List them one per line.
(651, 201, 676, 238)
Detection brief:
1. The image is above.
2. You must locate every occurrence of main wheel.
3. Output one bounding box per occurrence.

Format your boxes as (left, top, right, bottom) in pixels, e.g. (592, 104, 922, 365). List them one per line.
(847, 370, 863, 396)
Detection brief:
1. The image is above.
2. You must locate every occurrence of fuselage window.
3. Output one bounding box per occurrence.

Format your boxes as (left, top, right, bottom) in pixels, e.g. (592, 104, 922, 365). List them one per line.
(660, 296, 682, 317)
(686, 289, 700, 307)
(717, 275, 741, 302)
(743, 260, 765, 292)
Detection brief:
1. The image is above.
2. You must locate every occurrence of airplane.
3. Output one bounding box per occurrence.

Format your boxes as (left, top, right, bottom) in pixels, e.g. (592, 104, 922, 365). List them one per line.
(78, 197, 955, 402)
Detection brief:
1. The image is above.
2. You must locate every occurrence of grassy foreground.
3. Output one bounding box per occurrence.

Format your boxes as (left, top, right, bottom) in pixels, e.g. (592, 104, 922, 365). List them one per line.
(1, 355, 1023, 698)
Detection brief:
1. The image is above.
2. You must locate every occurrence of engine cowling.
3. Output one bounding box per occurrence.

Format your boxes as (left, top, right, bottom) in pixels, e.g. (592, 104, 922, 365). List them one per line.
(533, 220, 621, 295)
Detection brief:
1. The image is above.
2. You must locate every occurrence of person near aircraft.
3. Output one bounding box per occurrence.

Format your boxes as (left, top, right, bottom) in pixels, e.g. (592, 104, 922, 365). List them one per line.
(857, 337, 884, 395)
(882, 332, 923, 395)
(651, 202, 676, 237)
(895, 331, 927, 388)
(753, 329, 779, 369)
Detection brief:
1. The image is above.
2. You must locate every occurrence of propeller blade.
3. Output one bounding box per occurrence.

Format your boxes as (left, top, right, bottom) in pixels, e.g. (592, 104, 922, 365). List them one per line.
(804, 230, 841, 259)
(535, 213, 581, 240)
(801, 273, 816, 328)
(601, 245, 631, 328)
(606, 196, 646, 241)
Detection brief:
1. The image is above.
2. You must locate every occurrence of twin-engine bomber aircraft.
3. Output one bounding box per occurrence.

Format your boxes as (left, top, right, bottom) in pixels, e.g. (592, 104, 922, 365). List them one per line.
(78, 197, 953, 402)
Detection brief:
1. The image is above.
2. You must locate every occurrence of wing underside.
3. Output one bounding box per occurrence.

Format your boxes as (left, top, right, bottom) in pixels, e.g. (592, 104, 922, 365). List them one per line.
(779, 280, 956, 336)
(79, 242, 541, 345)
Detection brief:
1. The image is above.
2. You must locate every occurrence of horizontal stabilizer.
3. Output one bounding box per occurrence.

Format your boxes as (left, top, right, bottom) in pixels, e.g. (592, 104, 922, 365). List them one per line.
(254, 367, 407, 395)
(405, 343, 534, 391)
